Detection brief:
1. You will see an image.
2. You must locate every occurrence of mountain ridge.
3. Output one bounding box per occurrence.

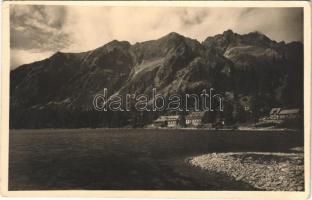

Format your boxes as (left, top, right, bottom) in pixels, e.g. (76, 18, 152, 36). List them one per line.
(10, 30, 303, 128)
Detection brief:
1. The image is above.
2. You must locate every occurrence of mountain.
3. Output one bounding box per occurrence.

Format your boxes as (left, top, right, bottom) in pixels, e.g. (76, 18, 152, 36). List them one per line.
(10, 30, 303, 128)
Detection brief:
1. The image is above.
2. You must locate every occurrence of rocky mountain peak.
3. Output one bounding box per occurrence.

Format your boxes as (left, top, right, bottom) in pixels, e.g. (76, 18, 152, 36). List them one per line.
(10, 31, 303, 128)
(245, 31, 269, 39)
(97, 40, 131, 51)
(222, 29, 234, 36)
(50, 51, 64, 58)
(161, 32, 184, 40)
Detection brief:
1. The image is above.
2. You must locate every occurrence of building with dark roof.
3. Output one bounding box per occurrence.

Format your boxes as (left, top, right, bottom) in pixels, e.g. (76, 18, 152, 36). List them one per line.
(268, 108, 300, 121)
(152, 115, 181, 128)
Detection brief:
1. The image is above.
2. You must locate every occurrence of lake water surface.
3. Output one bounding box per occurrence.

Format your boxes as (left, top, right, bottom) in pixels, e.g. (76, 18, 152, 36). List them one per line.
(9, 129, 303, 190)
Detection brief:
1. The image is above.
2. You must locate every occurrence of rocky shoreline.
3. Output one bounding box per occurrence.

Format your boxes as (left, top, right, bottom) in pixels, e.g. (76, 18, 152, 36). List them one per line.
(188, 150, 304, 191)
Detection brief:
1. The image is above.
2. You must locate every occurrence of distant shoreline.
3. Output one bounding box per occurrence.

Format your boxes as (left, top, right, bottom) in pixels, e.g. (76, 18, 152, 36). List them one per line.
(9, 127, 303, 132)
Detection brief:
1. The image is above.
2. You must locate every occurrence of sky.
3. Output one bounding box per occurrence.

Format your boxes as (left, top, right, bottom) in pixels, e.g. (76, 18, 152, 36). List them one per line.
(10, 5, 303, 69)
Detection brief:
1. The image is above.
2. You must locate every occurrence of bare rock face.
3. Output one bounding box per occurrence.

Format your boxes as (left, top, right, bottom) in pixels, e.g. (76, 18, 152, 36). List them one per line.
(10, 30, 303, 128)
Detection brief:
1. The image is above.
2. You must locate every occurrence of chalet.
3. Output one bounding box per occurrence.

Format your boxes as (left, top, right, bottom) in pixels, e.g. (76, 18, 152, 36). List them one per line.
(269, 108, 282, 120)
(185, 111, 208, 127)
(268, 108, 300, 120)
(153, 116, 168, 127)
(278, 109, 300, 120)
(166, 115, 181, 128)
(153, 115, 181, 128)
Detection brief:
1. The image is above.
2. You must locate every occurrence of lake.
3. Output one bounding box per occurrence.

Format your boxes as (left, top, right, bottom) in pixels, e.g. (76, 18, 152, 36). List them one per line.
(9, 129, 303, 190)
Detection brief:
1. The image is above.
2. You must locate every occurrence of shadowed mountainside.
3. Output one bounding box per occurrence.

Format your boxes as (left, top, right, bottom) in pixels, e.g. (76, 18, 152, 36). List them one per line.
(10, 30, 303, 128)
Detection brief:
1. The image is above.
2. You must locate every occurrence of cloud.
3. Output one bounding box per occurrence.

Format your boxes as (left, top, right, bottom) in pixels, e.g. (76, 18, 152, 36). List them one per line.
(62, 7, 302, 52)
(10, 5, 303, 69)
(10, 5, 71, 51)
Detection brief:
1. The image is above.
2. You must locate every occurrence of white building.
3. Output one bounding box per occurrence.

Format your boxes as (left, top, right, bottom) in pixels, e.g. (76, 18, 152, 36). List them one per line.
(185, 112, 207, 127)
(153, 115, 181, 128)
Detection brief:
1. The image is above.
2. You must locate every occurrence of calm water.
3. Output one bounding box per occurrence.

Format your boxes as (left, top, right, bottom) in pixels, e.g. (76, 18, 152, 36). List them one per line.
(9, 129, 303, 190)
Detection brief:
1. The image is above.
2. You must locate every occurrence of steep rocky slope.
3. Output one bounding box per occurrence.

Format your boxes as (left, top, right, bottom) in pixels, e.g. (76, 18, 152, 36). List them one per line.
(10, 30, 303, 128)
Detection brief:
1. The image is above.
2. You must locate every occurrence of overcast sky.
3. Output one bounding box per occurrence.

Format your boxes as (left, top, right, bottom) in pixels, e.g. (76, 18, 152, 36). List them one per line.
(10, 5, 303, 69)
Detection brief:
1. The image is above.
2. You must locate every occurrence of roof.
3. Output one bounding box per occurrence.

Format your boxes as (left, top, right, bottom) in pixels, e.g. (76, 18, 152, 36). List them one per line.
(154, 116, 168, 122)
(185, 111, 206, 120)
(279, 109, 300, 115)
(154, 115, 180, 122)
(166, 115, 180, 120)
(270, 108, 282, 115)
